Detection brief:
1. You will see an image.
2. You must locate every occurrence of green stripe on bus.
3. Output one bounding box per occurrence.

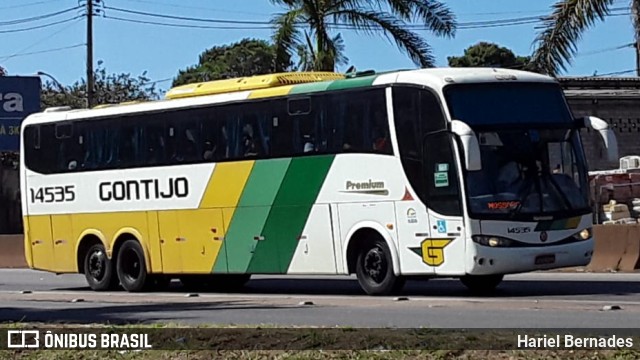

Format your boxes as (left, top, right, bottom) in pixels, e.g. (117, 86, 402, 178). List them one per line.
(213, 159, 292, 273)
(289, 81, 334, 95)
(247, 155, 335, 273)
(326, 75, 377, 91)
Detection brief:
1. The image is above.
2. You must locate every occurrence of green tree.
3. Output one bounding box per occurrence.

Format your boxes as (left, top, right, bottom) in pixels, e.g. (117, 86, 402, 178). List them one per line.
(42, 63, 160, 109)
(531, 0, 638, 76)
(173, 38, 291, 86)
(448, 42, 534, 70)
(271, 0, 457, 72)
(0, 66, 6, 76)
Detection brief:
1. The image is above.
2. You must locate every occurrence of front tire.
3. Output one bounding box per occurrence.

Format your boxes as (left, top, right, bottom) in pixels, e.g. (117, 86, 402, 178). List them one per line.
(355, 239, 404, 295)
(83, 243, 118, 291)
(460, 274, 503, 294)
(116, 240, 149, 292)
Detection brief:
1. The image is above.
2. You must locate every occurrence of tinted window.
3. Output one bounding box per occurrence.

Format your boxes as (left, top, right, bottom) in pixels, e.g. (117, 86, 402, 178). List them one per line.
(23, 88, 393, 174)
(393, 86, 448, 205)
(445, 83, 573, 126)
(424, 132, 462, 216)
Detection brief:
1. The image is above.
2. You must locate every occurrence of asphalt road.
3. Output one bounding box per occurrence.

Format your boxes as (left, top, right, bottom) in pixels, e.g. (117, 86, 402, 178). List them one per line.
(1, 269, 639, 328)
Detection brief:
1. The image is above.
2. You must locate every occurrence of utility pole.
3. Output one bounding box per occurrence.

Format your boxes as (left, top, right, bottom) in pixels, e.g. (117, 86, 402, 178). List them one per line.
(86, 0, 95, 108)
(636, 39, 640, 77)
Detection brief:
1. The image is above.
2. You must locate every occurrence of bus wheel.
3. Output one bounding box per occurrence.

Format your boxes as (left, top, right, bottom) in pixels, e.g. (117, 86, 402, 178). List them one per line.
(83, 243, 118, 291)
(460, 274, 503, 294)
(356, 239, 404, 295)
(116, 240, 149, 292)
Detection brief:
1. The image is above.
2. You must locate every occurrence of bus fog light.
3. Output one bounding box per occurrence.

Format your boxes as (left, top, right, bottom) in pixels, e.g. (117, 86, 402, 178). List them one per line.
(579, 228, 591, 240)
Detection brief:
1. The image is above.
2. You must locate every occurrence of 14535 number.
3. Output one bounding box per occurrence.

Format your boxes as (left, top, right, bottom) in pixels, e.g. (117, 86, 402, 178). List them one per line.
(29, 185, 76, 203)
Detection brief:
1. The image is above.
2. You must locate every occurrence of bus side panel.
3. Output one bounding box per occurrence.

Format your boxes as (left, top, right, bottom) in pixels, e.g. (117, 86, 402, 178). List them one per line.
(286, 204, 338, 274)
(158, 211, 182, 274)
(146, 212, 163, 273)
(51, 214, 75, 273)
(337, 202, 400, 273)
(176, 209, 225, 274)
(393, 201, 435, 275)
(26, 215, 54, 271)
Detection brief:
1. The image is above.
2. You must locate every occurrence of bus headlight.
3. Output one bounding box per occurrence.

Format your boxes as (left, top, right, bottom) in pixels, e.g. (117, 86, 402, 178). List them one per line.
(574, 228, 592, 241)
(472, 235, 513, 247)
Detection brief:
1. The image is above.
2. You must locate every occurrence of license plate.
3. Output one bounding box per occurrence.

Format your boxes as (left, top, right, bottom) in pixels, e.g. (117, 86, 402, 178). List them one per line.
(535, 254, 556, 265)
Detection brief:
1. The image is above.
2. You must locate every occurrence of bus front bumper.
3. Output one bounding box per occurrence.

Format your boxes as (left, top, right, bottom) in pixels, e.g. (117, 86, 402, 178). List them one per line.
(466, 238, 594, 275)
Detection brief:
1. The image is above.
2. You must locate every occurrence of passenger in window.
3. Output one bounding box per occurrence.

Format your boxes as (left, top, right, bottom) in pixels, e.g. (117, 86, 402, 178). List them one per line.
(303, 134, 315, 153)
(242, 123, 258, 157)
(67, 160, 78, 171)
(372, 110, 390, 153)
(203, 140, 217, 161)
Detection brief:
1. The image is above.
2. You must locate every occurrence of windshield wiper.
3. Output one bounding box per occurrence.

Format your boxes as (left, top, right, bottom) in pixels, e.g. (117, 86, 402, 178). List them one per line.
(507, 177, 534, 219)
(546, 172, 574, 210)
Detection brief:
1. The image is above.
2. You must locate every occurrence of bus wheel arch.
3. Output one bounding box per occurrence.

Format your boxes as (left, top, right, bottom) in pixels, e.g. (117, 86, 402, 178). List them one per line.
(344, 225, 404, 295)
(112, 229, 152, 274)
(77, 234, 118, 291)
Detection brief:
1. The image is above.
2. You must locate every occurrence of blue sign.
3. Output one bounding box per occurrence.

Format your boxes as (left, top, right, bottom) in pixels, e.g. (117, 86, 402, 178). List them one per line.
(436, 219, 447, 234)
(0, 76, 41, 151)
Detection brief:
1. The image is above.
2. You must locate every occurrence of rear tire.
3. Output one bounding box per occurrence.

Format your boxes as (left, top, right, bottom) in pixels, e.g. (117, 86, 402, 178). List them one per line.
(355, 238, 404, 295)
(116, 240, 149, 292)
(460, 274, 503, 294)
(83, 243, 118, 291)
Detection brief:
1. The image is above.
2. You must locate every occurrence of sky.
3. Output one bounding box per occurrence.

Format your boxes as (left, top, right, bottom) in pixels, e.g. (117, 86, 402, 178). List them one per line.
(0, 0, 637, 93)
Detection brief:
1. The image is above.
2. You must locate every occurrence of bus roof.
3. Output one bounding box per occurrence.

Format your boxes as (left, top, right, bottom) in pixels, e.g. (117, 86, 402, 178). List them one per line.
(25, 68, 557, 126)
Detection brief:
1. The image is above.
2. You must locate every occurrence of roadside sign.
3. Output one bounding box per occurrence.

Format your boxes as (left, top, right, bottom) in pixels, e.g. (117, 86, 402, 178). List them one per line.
(0, 76, 41, 151)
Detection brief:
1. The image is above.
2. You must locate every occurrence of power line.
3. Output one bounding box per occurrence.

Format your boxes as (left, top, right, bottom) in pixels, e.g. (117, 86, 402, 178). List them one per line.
(0, 6, 80, 26)
(576, 42, 635, 57)
(595, 69, 638, 76)
(0, 18, 82, 62)
(0, 0, 65, 10)
(123, 0, 265, 17)
(100, 4, 633, 32)
(104, 15, 271, 30)
(0, 16, 81, 34)
(0, 43, 85, 59)
(104, 5, 269, 25)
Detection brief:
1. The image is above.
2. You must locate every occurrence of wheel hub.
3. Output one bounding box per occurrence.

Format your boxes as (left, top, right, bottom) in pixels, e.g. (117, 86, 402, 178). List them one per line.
(88, 250, 105, 280)
(364, 247, 385, 282)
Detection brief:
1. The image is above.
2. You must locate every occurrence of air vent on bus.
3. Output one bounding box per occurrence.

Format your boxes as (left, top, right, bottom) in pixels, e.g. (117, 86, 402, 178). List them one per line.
(164, 72, 346, 100)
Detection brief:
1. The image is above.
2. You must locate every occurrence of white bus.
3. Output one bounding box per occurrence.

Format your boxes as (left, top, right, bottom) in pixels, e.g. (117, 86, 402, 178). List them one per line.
(20, 69, 617, 295)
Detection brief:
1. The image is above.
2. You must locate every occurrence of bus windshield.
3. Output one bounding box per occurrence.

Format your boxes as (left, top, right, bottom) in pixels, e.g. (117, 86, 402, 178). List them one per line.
(445, 83, 590, 220)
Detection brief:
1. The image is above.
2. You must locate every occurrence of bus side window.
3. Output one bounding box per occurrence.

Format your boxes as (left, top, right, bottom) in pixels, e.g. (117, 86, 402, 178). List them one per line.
(424, 132, 462, 216)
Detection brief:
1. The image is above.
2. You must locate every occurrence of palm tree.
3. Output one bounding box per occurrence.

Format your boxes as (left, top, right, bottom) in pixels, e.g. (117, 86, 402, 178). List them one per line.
(270, 0, 456, 72)
(531, 0, 639, 76)
(295, 32, 349, 71)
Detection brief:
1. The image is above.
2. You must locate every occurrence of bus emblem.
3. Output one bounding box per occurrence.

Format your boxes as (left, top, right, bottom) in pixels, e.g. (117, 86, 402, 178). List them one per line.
(540, 231, 548, 242)
(409, 239, 453, 267)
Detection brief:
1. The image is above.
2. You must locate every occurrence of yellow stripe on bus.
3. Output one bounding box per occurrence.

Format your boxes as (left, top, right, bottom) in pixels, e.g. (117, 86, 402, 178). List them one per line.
(248, 85, 294, 99)
(199, 161, 255, 210)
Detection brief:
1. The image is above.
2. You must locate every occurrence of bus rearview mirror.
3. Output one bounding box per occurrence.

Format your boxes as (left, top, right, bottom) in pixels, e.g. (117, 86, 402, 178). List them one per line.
(451, 120, 482, 171)
(582, 116, 618, 162)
